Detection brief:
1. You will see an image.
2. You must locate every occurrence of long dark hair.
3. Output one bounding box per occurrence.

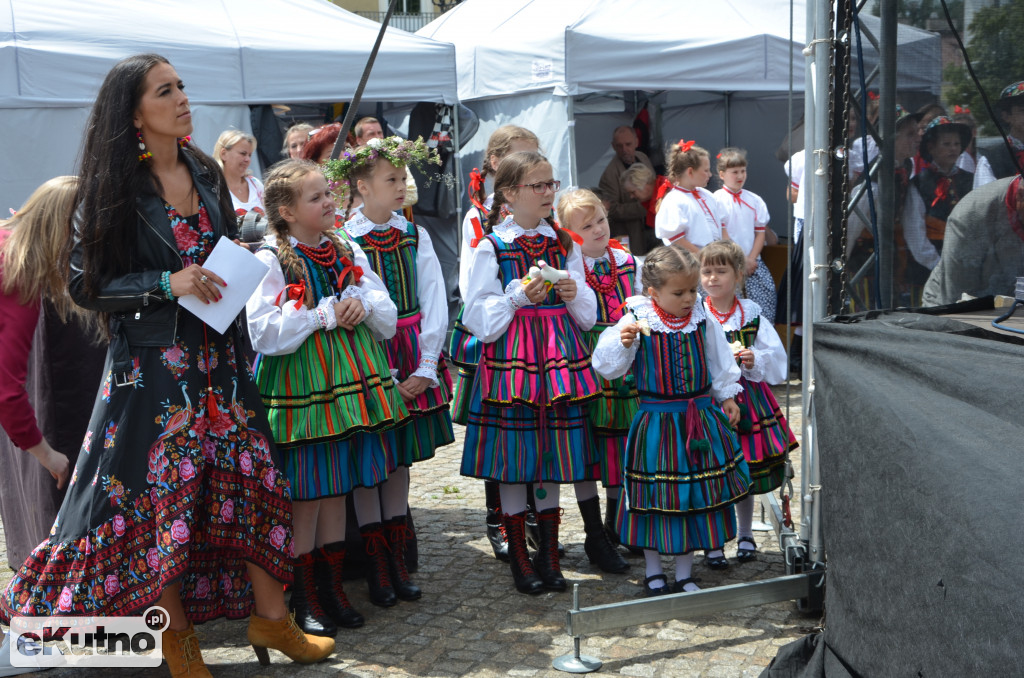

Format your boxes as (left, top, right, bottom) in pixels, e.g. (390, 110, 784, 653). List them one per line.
(485, 151, 574, 254)
(68, 54, 227, 298)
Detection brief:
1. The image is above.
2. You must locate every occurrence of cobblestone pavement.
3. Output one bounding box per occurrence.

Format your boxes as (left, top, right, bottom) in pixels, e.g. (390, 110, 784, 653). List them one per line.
(1, 383, 816, 678)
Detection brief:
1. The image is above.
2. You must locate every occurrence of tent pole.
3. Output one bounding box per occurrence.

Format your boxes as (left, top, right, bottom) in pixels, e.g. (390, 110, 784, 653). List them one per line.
(453, 104, 464, 245)
(877, 0, 897, 307)
(724, 92, 732, 147)
(566, 96, 579, 187)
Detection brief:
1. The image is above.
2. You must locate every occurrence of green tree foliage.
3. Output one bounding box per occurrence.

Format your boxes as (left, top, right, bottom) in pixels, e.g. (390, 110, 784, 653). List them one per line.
(871, 0, 964, 29)
(944, 0, 1024, 135)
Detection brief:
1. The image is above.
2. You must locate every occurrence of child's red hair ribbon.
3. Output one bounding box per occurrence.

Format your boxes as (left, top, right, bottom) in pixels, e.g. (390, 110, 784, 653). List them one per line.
(954, 104, 970, 114)
(274, 279, 307, 307)
(678, 139, 695, 153)
(867, 91, 879, 101)
(469, 167, 484, 194)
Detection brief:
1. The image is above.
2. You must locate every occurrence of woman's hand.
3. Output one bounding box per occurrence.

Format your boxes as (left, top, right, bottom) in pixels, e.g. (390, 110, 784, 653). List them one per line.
(721, 398, 741, 426)
(170, 264, 225, 304)
(334, 297, 366, 330)
(554, 278, 577, 302)
(27, 440, 70, 490)
(736, 348, 755, 369)
(524, 276, 547, 304)
(620, 322, 640, 348)
(398, 375, 431, 402)
(745, 256, 759, 276)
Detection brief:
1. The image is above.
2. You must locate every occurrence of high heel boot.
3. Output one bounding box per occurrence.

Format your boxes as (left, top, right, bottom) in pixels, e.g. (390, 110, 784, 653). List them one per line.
(532, 507, 567, 591)
(314, 542, 365, 628)
(484, 480, 509, 561)
(504, 511, 544, 595)
(578, 496, 629, 573)
(604, 493, 621, 546)
(384, 516, 422, 601)
(163, 621, 212, 677)
(359, 522, 397, 607)
(289, 551, 337, 637)
(247, 612, 335, 666)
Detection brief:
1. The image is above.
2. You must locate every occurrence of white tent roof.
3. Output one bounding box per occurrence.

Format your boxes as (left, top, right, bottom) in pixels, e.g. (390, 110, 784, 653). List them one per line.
(0, 0, 458, 107)
(419, 0, 940, 100)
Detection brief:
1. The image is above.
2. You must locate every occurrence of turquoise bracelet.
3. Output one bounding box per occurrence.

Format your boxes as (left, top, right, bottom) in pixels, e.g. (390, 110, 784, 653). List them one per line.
(160, 271, 175, 301)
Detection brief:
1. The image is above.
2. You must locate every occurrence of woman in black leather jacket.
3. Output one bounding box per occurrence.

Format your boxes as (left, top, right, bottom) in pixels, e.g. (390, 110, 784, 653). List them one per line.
(0, 54, 334, 675)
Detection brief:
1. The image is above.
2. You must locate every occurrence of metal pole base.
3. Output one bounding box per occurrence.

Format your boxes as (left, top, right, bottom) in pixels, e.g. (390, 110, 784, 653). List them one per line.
(552, 653, 602, 674)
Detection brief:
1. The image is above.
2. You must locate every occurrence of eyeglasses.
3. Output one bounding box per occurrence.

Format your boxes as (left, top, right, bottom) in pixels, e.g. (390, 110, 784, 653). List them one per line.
(515, 180, 561, 194)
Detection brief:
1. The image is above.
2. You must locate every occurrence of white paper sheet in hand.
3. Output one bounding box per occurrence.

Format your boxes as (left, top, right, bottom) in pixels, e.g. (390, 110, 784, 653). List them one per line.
(178, 236, 270, 334)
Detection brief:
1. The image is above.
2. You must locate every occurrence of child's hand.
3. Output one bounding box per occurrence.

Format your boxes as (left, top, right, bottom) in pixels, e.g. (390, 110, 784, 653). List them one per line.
(722, 398, 741, 426)
(399, 375, 431, 401)
(736, 348, 755, 369)
(524, 276, 547, 304)
(745, 256, 758, 276)
(554, 278, 577, 302)
(621, 322, 640, 348)
(334, 297, 366, 330)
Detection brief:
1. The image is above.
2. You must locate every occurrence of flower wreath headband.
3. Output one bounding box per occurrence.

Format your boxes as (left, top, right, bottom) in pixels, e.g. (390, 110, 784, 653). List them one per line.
(322, 135, 443, 193)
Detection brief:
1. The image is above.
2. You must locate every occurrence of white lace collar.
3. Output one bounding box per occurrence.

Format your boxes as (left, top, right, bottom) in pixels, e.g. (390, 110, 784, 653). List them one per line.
(262, 233, 331, 248)
(584, 246, 630, 269)
(626, 296, 705, 335)
(702, 297, 761, 331)
(491, 216, 558, 243)
(343, 209, 407, 238)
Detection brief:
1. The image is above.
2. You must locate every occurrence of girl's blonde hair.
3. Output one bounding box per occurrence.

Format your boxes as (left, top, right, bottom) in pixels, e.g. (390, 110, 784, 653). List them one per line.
(262, 160, 351, 308)
(282, 122, 314, 157)
(213, 129, 257, 170)
(487, 151, 574, 253)
(700, 240, 747, 283)
(715, 147, 748, 174)
(556, 188, 605, 232)
(620, 162, 655, 192)
(1, 176, 99, 332)
(666, 141, 709, 182)
(641, 245, 700, 293)
(473, 125, 540, 209)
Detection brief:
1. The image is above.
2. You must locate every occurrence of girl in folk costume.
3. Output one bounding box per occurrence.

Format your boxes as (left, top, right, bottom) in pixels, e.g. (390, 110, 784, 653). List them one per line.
(555, 189, 637, 574)
(325, 136, 454, 605)
(461, 151, 601, 594)
(451, 125, 540, 561)
(712, 148, 777, 323)
(621, 162, 673, 235)
(592, 246, 750, 596)
(903, 117, 974, 275)
(247, 160, 405, 637)
(0, 55, 333, 676)
(655, 140, 727, 254)
(699, 241, 796, 568)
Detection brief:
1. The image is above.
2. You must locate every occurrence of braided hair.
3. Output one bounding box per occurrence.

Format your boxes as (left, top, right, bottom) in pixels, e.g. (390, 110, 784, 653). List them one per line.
(641, 245, 700, 294)
(485, 151, 574, 254)
(473, 125, 540, 211)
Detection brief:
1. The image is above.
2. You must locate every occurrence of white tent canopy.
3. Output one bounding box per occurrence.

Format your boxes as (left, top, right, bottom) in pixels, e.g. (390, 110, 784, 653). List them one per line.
(420, 0, 940, 237)
(0, 0, 457, 209)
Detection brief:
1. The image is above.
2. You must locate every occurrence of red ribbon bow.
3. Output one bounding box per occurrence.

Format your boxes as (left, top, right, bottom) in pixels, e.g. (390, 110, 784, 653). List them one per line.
(274, 279, 307, 307)
(565, 229, 584, 246)
(339, 256, 364, 285)
(867, 91, 879, 101)
(468, 167, 487, 213)
(677, 139, 695, 153)
(931, 176, 951, 208)
(954, 104, 970, 114)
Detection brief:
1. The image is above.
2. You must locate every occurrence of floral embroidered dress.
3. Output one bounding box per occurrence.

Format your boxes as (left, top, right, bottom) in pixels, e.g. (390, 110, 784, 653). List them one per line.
(580, 244, 641, 487)
(592, 298, 750, 555)
(459, 217, 601, 484)
(703, 298, 796, 495)
(342, 210, 454, 466)
(0, 201, 294, 623)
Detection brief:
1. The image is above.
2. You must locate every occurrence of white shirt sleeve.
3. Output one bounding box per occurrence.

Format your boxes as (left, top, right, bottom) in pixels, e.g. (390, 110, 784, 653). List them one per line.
(744, 318, 788, 385)
(902, 188, 941, 270)
(705, 319, 744, 401)
(345, 240, 398, 341)
(564, 243, 598, 332)
(462, 239, 522, 343)
(755, 194, 770, 229)
(413, 227, 447, 384)
(592, 315, 638, 380)
(246, 250, 338, 357)
(459, 207, 486, 300)
(655, 192, 688, 245)
(973, 155, 996, 189)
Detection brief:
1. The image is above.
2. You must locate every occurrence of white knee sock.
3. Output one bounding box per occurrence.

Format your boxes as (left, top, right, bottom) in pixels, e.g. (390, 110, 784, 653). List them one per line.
(736, 494, 755, 539)
(573, 480, 598, 502)
(533, 483, 560, 512)
(644, 549, 665, 586)
(499, 484, 528, 516)
(352, 486, 381, 526)
(381, 466, 410, 522)
(675, 553, 699, 591)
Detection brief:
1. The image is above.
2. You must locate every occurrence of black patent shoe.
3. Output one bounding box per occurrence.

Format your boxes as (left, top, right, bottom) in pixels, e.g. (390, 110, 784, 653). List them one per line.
(735, 536, 758, 563)
(643, 574, 670, 597)
(670, 577, 702, 594)
(703, 550, 730, 570)
(486, 511, 510, 562)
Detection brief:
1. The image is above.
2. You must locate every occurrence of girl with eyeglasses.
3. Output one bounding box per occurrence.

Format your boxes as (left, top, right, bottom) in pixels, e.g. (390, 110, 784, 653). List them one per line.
(459, 151, 601, 595)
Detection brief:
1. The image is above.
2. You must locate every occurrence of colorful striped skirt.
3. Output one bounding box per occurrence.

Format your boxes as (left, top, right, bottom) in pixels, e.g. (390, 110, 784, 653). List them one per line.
(448, 305, 480, 426)
(281, 433, 392, 500)
(475, 305, 601, 408)
(737, 379, 797, 495)
(385, 312, 455, 468)
(617, 396, 749, 554)
(582, 327, 639, 487)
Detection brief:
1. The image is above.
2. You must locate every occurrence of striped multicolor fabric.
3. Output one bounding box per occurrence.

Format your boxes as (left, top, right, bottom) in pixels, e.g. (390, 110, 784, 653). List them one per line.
(581, 256, 640, 486)
(349, 224, 455, 467)
(475, 233, 601, 408)
(447, 306, 480, 426)
(255, 244, 405, 499)
(726, 317, 798, 494)
(616, 324, 750, 554)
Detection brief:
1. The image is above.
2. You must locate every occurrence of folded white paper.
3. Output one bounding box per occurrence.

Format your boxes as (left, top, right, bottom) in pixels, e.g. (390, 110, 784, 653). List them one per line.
(178, 236, 270, 334)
